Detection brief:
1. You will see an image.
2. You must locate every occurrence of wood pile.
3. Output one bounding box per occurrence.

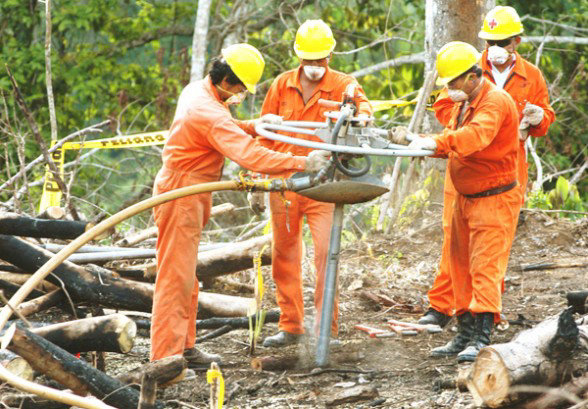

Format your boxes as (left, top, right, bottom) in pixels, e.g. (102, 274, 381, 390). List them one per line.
(0, 205, 273, 408)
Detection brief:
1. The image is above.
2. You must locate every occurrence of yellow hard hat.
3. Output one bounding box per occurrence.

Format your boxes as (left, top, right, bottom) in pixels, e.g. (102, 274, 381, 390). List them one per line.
(436, 41, 482, 86)
(221, 43, 265, 93)
(479, 6, 524, 40)
(294, 19, 336, 60)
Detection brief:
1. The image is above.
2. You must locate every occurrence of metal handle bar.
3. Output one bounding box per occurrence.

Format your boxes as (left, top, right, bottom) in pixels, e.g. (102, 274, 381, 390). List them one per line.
(255, 123, 434, 157)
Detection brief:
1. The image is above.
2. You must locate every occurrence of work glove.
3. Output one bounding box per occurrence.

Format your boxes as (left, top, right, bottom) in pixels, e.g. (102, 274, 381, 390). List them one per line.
(356, 113, 372, 127)
(522, 102, 544, 126)
(257, 114, 283, 125)
(518, 119, 530, 141)
(247, 191, 266, 214)
(388, 126, 418, 145)
(305, 150, 331, 172)
(407, 136, 437, 152)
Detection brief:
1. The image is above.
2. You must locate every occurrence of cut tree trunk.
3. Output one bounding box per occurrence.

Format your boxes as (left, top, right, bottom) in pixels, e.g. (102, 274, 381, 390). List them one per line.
(0, 271, 58, 292)
(145, 234, 272, 279)
(17, 289, 65, 317)
(6, 326, 163, 409)
(0, 212, 92, 239)
(32, 314, 136, 353)
(0, 349, 35, 381)
(467, 310, 584, 408)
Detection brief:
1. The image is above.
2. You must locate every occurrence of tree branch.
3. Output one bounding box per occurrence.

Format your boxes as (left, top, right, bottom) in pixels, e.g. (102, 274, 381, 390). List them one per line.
(351, 52, 426, 78)
(522, 36, 588, 45)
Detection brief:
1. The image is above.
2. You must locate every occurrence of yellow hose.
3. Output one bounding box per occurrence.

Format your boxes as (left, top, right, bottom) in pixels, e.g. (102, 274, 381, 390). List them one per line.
(0, 180, 241, 409)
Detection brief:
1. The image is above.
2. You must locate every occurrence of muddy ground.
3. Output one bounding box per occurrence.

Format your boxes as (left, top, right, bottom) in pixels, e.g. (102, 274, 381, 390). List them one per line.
(2, 208, 588, 409)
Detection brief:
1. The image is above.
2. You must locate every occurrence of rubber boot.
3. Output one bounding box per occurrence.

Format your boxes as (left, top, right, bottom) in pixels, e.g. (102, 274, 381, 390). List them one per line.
(431, 312, 474, 357)
(418, 307, 452, 328)
(457, 312, 494, 363)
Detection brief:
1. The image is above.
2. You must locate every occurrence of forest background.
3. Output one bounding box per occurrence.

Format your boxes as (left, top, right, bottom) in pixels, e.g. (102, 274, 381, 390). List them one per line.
(0, 0, 586, 234)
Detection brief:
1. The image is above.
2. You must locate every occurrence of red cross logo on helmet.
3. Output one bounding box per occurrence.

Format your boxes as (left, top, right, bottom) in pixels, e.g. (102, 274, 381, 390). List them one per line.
(488, 18, 498, 29)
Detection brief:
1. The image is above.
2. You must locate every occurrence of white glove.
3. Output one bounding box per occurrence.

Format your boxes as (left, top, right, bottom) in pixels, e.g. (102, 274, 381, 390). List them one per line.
(247, 191, 266, 214)
(519, 117, 530, 141)
(305, 150, 331, 172)
(522, 102, 544, 126)
(356, 113, 372, 127)
(407, 136, 437, 151)
(258, 114, 283, 125)
(388, 126, 419, 145)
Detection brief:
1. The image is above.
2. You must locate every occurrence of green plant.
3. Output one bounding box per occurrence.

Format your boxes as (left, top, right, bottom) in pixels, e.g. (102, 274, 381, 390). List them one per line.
(527, 176, 586, 219)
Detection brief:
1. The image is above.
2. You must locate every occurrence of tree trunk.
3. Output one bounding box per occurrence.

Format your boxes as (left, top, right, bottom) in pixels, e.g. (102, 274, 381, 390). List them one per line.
(467, 310, 584, 408)
(0, 212, 91, 239)
(17, 289, 65, 317)
(32, 314, 136, 354)
(144, 234, 272, 279)
(190, 0, 213, 81)
(251, 350, 364, 371)
(0, 350, 35, 381)
(6, 326, 163, 409)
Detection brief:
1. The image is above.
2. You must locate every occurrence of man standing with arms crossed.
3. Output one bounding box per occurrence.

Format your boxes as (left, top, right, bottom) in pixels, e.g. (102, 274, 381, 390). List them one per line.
(253, 19, 372, 347)
(418, 6, 555, 330)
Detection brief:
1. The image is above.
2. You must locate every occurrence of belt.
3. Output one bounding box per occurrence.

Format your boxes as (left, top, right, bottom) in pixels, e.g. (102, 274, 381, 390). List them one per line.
(464, 181, 517, 199)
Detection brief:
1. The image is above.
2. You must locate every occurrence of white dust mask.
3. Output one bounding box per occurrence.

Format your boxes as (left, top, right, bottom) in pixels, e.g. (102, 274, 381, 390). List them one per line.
(487, 45, 510, 66)
(303, 65, 326, 81)
(225, 91, 247, 106)
(448, 89, 468, 102)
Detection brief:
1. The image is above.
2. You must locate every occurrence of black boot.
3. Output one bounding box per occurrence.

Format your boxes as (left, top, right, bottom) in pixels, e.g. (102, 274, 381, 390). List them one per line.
(457, 312, 494, 363)
(418, 307, 452, 328)
(431, 312, 474, 357)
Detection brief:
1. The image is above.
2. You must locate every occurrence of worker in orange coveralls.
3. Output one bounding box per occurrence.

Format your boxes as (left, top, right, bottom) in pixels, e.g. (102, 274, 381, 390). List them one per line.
(417, 6, 555, 330)
(151, 43, 331, 366)
(404, 41, 522, 362)
(248, 19, 372, 348)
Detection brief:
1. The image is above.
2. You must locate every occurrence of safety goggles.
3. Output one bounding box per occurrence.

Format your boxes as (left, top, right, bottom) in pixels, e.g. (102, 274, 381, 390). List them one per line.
(486, 38, 513, 47)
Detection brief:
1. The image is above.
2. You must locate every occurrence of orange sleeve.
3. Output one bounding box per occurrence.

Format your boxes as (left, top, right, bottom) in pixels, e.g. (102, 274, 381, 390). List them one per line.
(433, 88, 455, 127)
(432, 98, 504, 157)
(206, 117, 306, 175)
(235, 119, 257, 136)
(528, 70, 556, 138)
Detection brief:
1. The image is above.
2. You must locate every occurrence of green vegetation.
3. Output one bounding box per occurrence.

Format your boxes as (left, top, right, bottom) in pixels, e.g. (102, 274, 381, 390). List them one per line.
(0, 0, 585, 225)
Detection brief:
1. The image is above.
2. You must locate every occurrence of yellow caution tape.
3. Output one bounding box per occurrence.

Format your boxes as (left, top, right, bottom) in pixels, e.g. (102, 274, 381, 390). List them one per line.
(248, 244, 268, 353)
(38, 141, 66, 213)
(207, 365, 225, 409)
(38, 130, 170, 213)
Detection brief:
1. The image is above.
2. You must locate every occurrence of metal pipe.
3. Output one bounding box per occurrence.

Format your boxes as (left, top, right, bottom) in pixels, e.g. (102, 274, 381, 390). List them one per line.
(315, 203, 345, 367)
(255, 123, 433, 157)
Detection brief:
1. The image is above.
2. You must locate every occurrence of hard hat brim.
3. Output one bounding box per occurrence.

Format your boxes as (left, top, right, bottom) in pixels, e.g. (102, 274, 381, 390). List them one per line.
(244, 82, 256, 94)
(294, 42, 336, 60)
(478, 29, 523, 41)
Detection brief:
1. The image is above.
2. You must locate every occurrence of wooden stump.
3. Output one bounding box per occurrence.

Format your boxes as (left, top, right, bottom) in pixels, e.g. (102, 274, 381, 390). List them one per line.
(467, 310, 584, 408)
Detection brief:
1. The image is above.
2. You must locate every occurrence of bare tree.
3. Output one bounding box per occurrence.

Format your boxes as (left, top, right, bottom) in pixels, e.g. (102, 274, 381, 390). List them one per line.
(190, 0, 213, 81)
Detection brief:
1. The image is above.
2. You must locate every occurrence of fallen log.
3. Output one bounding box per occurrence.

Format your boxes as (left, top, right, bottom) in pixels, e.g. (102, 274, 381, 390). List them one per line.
(515, 260, 588, 272)
(33, 314, 136, 354)
(37, 206, 66, 220)
(322, 385, 378, 407)
(0, 235, 258, 316)
(132, 309, 280, 331)
(144, 234, 272, 279)
(0, 278, 46, 300)
(17, 289, 66, 317)
(0, 212, 93, 239)
(118, 203, 236, 247)
(467, 309, 584, 408)
(0, 350, 35, 381)
(0, 271, 58, 292)
(6, 326, 162, 409)
(116, 355, 186, 387)
(0, 393, 69, 409)
(0, 235, 154, 312)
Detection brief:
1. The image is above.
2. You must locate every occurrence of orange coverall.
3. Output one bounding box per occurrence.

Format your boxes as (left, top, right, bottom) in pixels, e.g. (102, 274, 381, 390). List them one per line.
(427, 52, 555, 316)
(151, 76, 307, 362)
(260, 67, 371, 335)
(431, 79, 522, 315)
